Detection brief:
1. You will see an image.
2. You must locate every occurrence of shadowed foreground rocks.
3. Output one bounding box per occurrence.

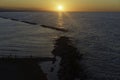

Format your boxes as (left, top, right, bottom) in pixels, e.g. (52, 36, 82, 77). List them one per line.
(0, 57, 55, 80)
(52, 36, 87, 80)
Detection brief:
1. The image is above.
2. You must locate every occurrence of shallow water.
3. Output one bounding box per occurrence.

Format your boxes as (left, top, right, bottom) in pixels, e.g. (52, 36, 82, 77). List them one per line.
(0, 12, 120, 80)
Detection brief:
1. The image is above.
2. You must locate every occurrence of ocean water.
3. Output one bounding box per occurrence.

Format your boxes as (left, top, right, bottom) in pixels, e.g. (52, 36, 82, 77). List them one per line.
(0, 12, 120, 80)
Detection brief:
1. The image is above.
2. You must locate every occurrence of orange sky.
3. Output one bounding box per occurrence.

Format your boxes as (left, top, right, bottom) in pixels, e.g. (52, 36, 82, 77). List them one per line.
(0, 0, 120, 12)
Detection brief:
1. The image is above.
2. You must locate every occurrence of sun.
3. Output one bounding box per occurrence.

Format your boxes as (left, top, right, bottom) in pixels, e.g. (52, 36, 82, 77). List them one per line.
(57, 5, 64, 11)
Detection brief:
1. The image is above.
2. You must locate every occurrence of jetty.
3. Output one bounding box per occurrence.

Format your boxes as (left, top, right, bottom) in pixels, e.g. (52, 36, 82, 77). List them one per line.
(0, 16, 68, 32)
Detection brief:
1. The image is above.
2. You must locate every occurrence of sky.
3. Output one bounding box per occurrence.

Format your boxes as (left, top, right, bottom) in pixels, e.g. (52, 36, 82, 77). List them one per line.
(0, 0, 120, 12)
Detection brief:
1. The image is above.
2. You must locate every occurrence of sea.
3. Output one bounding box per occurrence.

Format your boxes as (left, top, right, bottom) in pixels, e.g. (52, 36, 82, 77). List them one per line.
(0, 12, 120, 80)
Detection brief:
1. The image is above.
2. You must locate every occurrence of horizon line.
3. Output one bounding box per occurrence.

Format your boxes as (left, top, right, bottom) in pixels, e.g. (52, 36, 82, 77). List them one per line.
(0, 8, 120, 12)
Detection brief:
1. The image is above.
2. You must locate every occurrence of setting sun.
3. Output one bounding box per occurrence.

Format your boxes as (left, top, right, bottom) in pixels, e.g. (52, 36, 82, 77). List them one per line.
(57, 5, 64, 11)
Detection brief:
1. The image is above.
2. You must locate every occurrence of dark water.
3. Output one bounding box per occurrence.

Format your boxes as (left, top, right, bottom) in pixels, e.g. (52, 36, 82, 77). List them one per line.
(0, 12, 120, 80)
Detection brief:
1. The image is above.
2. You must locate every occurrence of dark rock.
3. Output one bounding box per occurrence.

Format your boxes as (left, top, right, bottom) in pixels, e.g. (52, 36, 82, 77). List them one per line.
(52, 36, 87, 80)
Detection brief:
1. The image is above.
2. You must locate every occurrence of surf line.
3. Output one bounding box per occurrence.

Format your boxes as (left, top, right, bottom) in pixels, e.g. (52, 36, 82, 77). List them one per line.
(0, 16, 68, 32)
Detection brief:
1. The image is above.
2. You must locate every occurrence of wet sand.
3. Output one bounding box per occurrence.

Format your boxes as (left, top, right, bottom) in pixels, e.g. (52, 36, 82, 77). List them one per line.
(0, 36, 85, 80)
(0, 17, 84, 80)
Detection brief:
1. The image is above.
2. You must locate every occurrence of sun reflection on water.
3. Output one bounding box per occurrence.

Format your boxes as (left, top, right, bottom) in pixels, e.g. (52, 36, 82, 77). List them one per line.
(58, 12, 64, 28)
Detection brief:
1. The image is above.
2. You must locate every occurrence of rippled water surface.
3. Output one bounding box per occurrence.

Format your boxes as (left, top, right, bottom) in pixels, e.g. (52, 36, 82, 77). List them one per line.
(0, 12, 120, 80)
